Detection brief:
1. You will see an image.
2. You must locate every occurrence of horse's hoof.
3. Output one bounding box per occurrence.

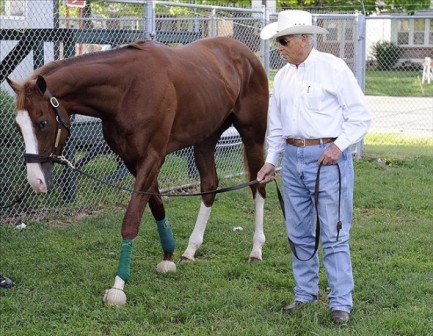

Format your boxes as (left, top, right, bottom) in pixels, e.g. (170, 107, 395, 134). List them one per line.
(156, 260, 177, 274)
(248, 256, 262, 263)
(179, 255, 195, 263)
(103, 287, 127, 306)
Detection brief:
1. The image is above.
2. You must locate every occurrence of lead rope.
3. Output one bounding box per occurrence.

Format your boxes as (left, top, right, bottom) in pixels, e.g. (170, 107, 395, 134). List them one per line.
(23, 154, 260, 198)
(0, 184, 31, 209)
(275, 162, 342, 261)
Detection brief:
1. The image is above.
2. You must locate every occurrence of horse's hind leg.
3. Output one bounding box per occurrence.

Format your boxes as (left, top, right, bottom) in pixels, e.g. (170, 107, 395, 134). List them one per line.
(181, 142, 218, 262)
(234, 126, 267, 262)
(181, 202, 213, 261)
(249, 185, 266, 262)
(148, 182, 177, 274)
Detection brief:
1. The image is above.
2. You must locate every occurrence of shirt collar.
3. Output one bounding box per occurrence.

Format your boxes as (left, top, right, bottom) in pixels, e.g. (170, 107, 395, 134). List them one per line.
(303, 48, 318, 66)
(286, 47, 318, 70)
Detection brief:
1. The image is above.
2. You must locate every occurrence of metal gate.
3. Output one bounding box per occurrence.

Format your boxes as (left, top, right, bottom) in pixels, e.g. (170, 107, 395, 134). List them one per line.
(0, 1, 266, 222)
(3, 1, 428, 223)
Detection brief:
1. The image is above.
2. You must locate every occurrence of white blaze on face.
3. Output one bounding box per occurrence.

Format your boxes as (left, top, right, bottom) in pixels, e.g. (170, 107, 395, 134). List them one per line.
(15, 110, 48, 193)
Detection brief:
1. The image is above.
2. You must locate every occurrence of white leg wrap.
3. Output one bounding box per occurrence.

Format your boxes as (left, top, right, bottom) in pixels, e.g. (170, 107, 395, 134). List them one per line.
(103, 276, 127, 306)
(249, 192, 266, 261)
(156, 260, 177, 274)
(181, 201, 212, 261)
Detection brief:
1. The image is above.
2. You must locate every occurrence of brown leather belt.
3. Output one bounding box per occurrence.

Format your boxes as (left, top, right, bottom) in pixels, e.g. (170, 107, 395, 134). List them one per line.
(286, 137, 336, 147)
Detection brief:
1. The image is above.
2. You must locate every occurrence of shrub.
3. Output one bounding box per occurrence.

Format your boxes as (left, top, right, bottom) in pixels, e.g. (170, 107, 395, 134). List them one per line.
(371, 41, 401, 70)
(0, 89, 19, 147)
(0, 89, 25, 211)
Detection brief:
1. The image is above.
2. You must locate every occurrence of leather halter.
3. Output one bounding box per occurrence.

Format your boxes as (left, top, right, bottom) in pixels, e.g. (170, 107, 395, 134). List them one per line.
(23, 87, 72, 166)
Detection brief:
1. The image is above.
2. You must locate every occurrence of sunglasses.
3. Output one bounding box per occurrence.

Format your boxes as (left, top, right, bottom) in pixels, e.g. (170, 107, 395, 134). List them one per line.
(277, 37, 289, 46)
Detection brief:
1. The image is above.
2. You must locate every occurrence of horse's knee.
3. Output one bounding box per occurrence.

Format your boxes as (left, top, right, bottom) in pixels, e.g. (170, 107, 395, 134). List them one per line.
(149, 195, 166, 221)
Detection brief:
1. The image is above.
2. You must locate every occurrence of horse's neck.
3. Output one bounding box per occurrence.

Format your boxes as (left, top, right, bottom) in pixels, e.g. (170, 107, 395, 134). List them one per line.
(48, 67, 118, 121)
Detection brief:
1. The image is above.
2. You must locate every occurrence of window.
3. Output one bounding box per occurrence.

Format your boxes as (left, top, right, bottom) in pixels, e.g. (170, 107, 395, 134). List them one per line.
(413, 19, 425, 45)
(397, 19, 409, 45)
(345, 27, 353, 41)
(4, 0, 25, 16)
(397, 18, 433, 47)
(430, 19, 433, 45)
(324, 22, 337, 41)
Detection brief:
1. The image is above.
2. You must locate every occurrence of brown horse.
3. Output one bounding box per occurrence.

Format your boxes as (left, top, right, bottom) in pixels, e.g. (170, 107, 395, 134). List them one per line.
(7, 37, 269, 305)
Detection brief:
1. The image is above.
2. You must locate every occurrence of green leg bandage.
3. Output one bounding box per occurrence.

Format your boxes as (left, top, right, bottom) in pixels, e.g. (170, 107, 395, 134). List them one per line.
(116, 239, 133, 282)
(156, 218, 176, 253)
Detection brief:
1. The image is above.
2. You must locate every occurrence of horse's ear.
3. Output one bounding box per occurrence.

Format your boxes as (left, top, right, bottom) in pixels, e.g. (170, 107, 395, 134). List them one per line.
(6, 77, 19, 93)
(36, 75, 47, 94)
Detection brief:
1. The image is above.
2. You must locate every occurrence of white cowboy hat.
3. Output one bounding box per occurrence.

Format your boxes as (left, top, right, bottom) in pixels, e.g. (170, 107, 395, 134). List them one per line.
(260, 10, 328, 40)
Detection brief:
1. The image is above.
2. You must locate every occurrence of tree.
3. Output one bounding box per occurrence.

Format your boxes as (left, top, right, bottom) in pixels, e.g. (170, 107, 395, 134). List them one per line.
(59, 0, 432, 18)
(277, 0, 431, 14)
(278, 0, 376, 13)
(377, 0, 432, 13)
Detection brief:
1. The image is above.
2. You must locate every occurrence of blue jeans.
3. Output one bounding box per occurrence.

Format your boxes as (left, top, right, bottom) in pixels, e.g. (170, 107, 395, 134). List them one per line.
(282, 143, 354, 313)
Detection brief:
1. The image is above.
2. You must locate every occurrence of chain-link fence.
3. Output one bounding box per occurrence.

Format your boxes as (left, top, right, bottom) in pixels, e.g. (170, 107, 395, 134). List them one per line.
(1, 1, 432, 223)
(0, 1, 265, 222)
(365, 14, 433, 142)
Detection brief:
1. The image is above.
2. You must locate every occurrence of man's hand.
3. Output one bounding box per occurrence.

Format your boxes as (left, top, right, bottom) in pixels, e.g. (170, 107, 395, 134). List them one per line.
(318, 143, 342, 165)
(257, 162, 276, 183)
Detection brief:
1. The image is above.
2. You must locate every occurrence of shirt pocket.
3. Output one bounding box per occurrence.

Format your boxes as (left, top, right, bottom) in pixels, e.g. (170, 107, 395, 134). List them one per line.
(302, 85, 325, 112)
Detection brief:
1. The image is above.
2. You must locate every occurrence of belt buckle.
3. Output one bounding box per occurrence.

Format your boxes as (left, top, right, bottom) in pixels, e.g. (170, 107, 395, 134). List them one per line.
(300, 139, 306, 147)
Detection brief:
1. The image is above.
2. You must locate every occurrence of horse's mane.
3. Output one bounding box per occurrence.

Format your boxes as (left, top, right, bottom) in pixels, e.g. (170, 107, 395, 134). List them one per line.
(127, 39, 162, 51)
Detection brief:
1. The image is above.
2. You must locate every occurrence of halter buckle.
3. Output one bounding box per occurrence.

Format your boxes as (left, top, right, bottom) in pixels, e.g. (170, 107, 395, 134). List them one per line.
(50, 97, 59, 108)
(50, 155, 75, 168)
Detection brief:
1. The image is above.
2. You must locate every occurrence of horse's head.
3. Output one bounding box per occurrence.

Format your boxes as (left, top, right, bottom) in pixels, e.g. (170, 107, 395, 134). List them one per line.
(7, 76, 71, 194)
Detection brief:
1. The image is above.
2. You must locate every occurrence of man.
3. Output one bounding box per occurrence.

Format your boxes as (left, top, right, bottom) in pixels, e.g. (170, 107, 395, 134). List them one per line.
(257, 10, 371, 324)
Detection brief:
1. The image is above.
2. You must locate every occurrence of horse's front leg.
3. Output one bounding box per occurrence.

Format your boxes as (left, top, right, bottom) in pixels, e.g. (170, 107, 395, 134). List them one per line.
(103, 190, 148, 306)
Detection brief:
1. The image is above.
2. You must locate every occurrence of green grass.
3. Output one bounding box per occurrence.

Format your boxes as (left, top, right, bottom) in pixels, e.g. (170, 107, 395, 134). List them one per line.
(365, 70, 433, 97)
(268, 69, 433, 97)
(365, 132, 433, 147)
(1, 135, 433, 335)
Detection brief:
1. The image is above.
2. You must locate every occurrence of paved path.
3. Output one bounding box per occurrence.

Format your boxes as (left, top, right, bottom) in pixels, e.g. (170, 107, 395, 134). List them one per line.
(367, 96, 433, 137)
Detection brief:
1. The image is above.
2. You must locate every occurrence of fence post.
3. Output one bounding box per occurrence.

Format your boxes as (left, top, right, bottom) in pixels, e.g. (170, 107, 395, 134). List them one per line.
(144, 0, 155, 39)
(261, 6, 270, 76)
(354, 13, 367, 159)
(210, 8, 217, 37)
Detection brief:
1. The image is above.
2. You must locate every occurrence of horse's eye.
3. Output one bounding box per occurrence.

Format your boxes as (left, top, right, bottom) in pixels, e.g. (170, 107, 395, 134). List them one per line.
(39, 120, 48, 129)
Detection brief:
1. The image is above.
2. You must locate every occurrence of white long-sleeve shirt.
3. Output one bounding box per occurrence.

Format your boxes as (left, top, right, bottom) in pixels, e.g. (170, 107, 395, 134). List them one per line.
(266, 48, 371, 166)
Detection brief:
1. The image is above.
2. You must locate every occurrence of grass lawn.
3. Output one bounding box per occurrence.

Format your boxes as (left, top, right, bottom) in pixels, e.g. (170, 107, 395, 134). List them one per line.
(1, 136, 432, 335)
(268, 68, 433, 97)
(365, 70, 433, 97)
